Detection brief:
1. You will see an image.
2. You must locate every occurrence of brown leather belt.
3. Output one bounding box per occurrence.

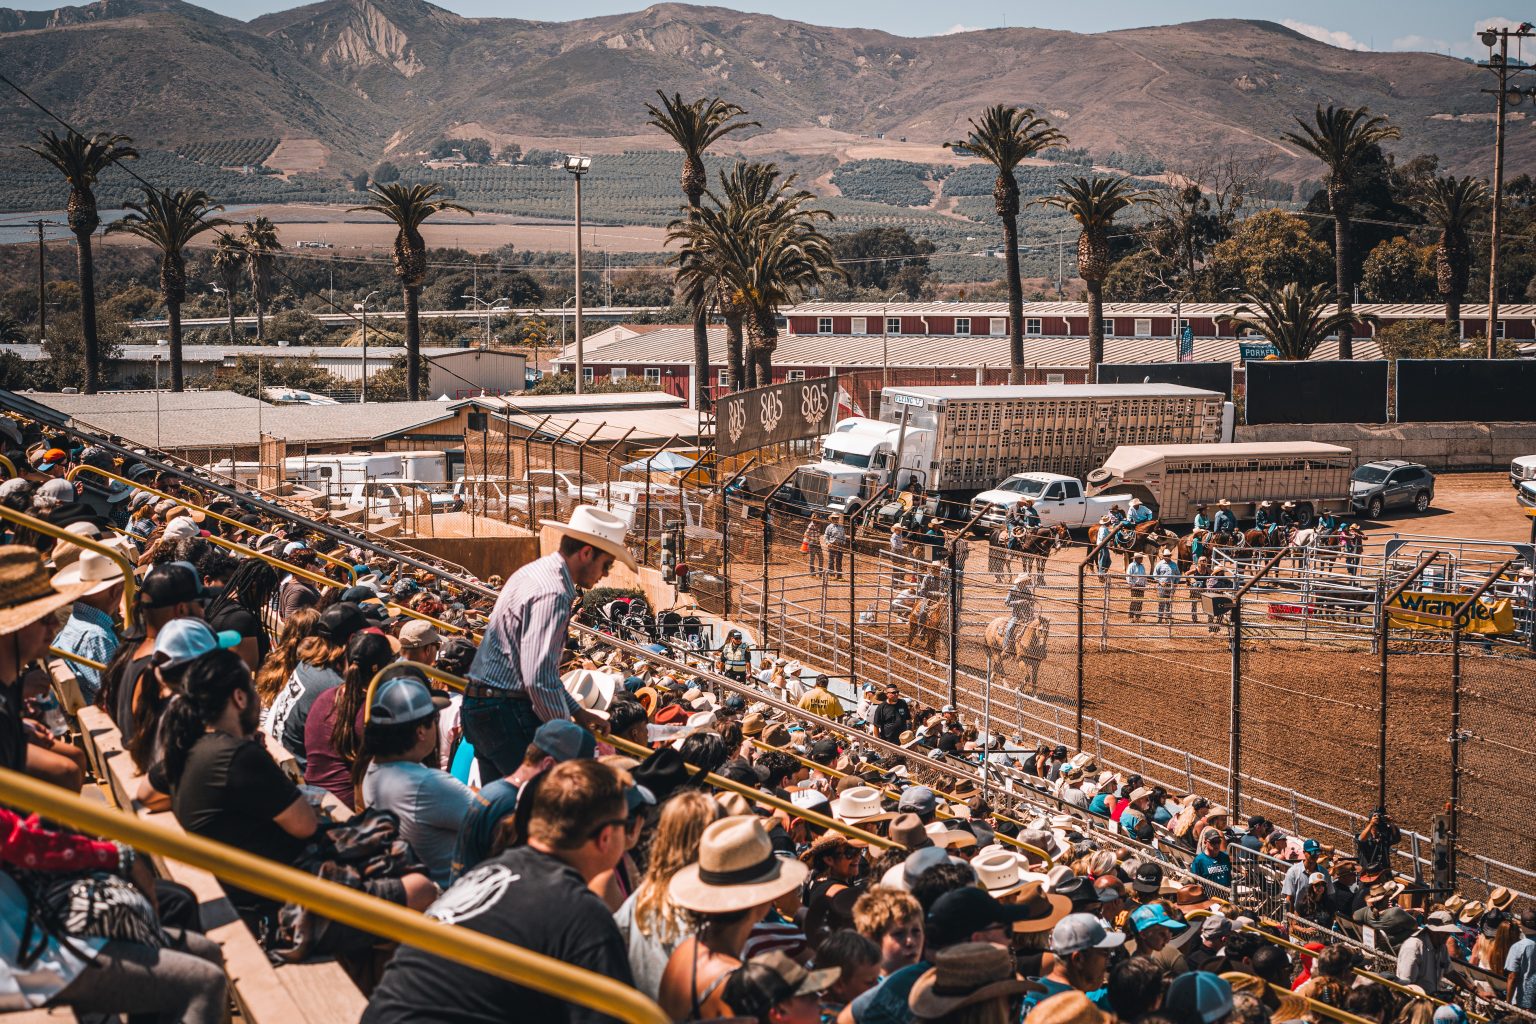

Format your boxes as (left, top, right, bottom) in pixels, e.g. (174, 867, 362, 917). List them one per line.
(462, 683, 529, 701)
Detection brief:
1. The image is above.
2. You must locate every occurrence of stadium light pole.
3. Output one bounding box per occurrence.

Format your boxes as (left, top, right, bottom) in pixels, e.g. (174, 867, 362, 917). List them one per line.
(565, 154, 592, 395)
(354, 291, 380, 403)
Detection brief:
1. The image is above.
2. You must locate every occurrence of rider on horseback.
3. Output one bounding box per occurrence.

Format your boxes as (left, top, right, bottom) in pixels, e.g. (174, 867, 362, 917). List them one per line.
(906, 559, 948, 652)
(1280, 500, 1303, 529)
(1255, 500, 1283, 544)
(1213, 499, 1237, 537)
(1008, 496, 1041, 531)
(1317, 508, 1341, 535)
(1192, 503, 1212, 532)
(1004, 572, 1039, 650)
(1126, 498, 1154, 526)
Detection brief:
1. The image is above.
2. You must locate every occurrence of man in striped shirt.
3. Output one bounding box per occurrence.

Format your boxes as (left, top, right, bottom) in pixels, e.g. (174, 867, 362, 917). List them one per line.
(461, 506, 637, 776)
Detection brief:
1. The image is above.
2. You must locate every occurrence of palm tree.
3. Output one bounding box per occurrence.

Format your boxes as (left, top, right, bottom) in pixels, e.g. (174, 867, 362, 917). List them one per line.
(1281, 105, 1401, 360)
(669, 162, 841, 388)
(1219, 281, 1365, 361)
(349, 183, 470, 401)
(209, 236, 246, 343)
(106, 188, 228, 391)
(646, 92, 757, 402)
(0, 312, 26, 345)
(1411, 175, 1489, 336)
(22, 129, 137, 393)
(1038, 176, 1149, 374)
(239, 217, 281, 343)
(945, 106, 1066, 384)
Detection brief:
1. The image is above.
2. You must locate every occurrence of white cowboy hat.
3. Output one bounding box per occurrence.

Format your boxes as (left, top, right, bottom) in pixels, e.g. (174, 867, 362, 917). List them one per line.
(972, 849, 1034, 898)
(50, 547, 126, 597)
(540, 505, 638, 572)
(1260, 500, 1274, 508)
(1282, 501, 1297, 509)
(1218, 499, 1231, 507)
(782, 660, 803, 677)
(1129, 498, 1143, 507)
(830, 785, 891, 824)
(1159, 548, 1173, 557)
(924, 821, 977, 849)
(668, 816, 809, 914)
(561, 668, 619, 719)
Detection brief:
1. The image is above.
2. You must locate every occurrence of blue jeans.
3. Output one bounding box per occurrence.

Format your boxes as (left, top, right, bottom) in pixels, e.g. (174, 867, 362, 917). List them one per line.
(460, 694, 543, 779)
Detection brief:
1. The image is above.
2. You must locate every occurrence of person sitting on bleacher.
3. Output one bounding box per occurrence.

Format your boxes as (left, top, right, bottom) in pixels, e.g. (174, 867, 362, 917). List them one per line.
(0, 547, 88, 791)
(302, 630, 399, 810)
(267, 601, 368, 771)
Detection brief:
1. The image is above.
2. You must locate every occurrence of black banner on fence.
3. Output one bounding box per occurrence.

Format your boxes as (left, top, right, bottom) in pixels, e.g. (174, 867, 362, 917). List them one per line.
(1245, 361, 1389, 425)
(1397, 359, 1536, 422)
(1096, 362, 1234, 399)
(717, 375, 838, 456)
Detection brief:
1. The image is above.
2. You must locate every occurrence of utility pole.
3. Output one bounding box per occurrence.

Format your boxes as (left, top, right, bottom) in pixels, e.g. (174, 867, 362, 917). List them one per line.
(32, 220, 47, 343)
(1479, 23, 1535, 358)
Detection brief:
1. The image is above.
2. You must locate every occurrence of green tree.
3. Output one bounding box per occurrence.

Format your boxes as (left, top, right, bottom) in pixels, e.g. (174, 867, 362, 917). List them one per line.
(830, 227, 936, 297)
(106, 187, 228, 391)
(646, 91, 758, 405)
(239, 217, 281, 343)
(946, 105, 1067, 383)
(1360, 237, 1436, 302)
(219, 354, 346, 399)
(1203, 210, 1331, 297)
(0, 350, 30, 390)
(209, 236, 246, 343)
(363, 353, 432, 402)
(0, 312, 25, 345)
(22, 129, 138, 393)
(1220, 281, 1364, 361)
(266, 309, 329, 345)
(1410, 175, 1489, 334)
(373, 161, 400, 184)
(349, 183, 471, 401)
(1037, 176, 1149, 373)
(1281, 105, 1401, 359)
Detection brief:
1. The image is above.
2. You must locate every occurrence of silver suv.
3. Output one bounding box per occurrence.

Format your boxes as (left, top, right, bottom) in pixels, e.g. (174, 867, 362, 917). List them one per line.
(1350, 460, 1435, 518)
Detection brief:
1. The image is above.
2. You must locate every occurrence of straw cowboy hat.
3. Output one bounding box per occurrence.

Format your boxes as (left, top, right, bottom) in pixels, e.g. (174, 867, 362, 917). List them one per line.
(1218, 499, 1232, 507)
(1490, 887, 1518, 911)
(1224, 972, 1306, 1023)
(540, 505, 638, 572)
(923, 821, 977, 850)
(562, 668, 619, 719)
(1458, 901, 1486, 926)
(668, 816, 809, 914)
(0, 548, 90, 635)
(50, 547, 126, 597)
(908, 943, 1043, 1020)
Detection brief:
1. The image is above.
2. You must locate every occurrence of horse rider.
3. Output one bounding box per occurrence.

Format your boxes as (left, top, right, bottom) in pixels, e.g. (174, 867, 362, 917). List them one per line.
(1317, 508, 1341, 536)
(1126, 498, 1154, 526)
(1280, 500, 1303, 530)
(1007, 496, 1041, 533)
(1004, 572, 1039, 650)
(1213, 499, 1237, 537)
(907, 559, 948, 652)
(1107, 503, 1127, 528)
(717, 629, 752, 683)
(1192, 503, 1212, 532)
(1255, 499, 1282, 542)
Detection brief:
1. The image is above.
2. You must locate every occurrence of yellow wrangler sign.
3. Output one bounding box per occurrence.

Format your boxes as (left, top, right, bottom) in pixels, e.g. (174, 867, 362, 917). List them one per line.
(1387, 591, 1516, 634)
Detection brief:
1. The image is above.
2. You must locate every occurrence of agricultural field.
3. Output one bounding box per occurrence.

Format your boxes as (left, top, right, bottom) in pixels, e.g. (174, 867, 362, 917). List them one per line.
(173, 138, 281, 169)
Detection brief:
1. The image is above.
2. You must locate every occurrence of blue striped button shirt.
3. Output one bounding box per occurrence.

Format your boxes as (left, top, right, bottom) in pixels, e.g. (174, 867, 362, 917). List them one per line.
(466, 552, 579, 721)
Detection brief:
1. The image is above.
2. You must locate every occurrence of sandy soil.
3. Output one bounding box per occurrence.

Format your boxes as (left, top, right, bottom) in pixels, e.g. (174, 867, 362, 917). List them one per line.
(266, 138, 330, 176)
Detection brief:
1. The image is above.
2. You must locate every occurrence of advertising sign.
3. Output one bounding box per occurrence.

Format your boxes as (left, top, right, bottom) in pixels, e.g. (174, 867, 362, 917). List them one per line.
(1386, 591, 1516, 635)
(717, 376, 838, 456)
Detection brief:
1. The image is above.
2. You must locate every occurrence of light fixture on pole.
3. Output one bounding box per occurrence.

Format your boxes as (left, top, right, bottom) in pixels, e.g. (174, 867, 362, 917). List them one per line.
(354, 290, 380, 404)
(153, 338, 168, 448)
(463, 292, 509, 349)
(565, 154, 592, 394)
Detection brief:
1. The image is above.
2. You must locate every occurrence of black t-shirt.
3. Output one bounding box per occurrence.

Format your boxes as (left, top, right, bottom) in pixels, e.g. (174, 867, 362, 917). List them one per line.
(0, 678, 25, 773)
(208, 604, 269, 665)
(171, 731, 308, 915)
(362, 845, 634, 1024)
(111, 654, 156, 743)
(871, 700, 911, 743)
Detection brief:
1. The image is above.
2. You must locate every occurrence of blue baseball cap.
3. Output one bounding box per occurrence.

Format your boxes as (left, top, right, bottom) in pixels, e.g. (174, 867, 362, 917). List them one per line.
(532, 719, 596, 762)
(152, 619, 241, 668)
(1165, 970, 1233, 1024)
(1303, 839, 1322, 854)
(1130, 902, 1188, 933)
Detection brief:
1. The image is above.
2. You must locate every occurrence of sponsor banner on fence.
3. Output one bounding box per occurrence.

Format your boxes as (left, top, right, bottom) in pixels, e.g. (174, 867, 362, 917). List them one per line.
(717, 375, 838, 456)
(1387, 591, 1516, 635)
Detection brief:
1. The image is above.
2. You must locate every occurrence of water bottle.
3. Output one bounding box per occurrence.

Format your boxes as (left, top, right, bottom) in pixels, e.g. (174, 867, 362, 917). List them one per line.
(34, 690, 69, 739)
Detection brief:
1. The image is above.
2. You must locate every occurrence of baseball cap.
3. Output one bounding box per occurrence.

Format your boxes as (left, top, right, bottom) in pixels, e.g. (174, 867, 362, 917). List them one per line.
(37, 477, 74, 501)
(398, 619, 442, 649)
(1130, 903, 1188, 933)
(152, 619, 242, 668)
(1433, 1006, 1468, 1024)
(1050, 912, 1127, 954)
(36, 447, 68, 471)
(1165, 970, 1233, 1024)
(367, 665, 448, 725)
(1201, 915, 1235, 940)
(808, 738, 839, 765)
(926, 886, 1040, 949)
(898, 786, 938, 817)
(1302, 839, 1322, 854)
(340, 585, 378, 604)
(727, 951, 841, 1023)
(532, 719, 597, 762)
(140, 562, 204, 609)
(282, 541, 309, 557)
(162, 517, 200, 540)
(316, 602, 368, 645)
(1131, 862, 1165, 895)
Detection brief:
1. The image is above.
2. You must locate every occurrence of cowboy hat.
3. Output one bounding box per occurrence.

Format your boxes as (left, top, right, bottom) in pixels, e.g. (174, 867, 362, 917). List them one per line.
(668, 816, 809, 914)
(908, 942, 1043, 1020)
(1223, 972, 1307, 1024)
(0, 549, 90, 636)
(1457, 900, 1485, 926)
(1014, 990, 1111, 1024)
(831, 786, 891, 825)
(562, 668, 620, 719)
(50, 548, 126, 597)
(924, 821, 977, 849)
(1490, 887, 1517, 911)
(540, 505, 638, 572)
(1218, 499, 1231, 507)
(1424, 910, 1462, 934)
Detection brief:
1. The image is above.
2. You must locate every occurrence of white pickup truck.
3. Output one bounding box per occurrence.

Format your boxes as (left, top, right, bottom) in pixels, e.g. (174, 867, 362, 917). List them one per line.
(969, 472, 1131, 533)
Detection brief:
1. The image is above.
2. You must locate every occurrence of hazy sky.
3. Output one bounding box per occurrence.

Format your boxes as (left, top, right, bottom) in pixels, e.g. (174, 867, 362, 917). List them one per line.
(3, 0, 1523, 59)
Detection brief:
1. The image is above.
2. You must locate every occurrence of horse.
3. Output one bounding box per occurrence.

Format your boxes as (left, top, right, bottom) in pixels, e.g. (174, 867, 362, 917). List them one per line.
(983, 614, 1050, 694)
(1009, 523, 1070, 582)
(905, 596, 947, 656)
(1112, 519, 1175, 566)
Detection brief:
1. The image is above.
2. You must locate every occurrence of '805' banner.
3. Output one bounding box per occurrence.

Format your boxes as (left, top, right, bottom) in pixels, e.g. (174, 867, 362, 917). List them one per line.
(716, 375, 838, 456)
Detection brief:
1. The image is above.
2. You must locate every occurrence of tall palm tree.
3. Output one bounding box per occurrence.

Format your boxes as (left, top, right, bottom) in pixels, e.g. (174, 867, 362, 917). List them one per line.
(239, 217, 281, 343)
(1219, 281, 1365, 361)
(22, 129, 137, 394)
(0, 312, 26, 345)
(1038, 176, 1149, 374)
(945, 105, 1066, 384)
(646, 92, 757, 402)
(209, 236, 247, 343)
(1411, 175, 1489, 336)
(1281, 105, 1401, 360)
(349, 183, 470, 401)
(106, 188, 228, 392)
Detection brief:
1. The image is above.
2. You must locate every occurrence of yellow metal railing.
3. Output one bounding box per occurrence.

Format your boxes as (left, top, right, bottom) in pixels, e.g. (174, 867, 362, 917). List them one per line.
(0, 453, 14, 479)
(48, 647, 106, 672)
(0, 766, 669, 1024)
(1222, 974, 1377, 1024)
(0, 504, 137, 628)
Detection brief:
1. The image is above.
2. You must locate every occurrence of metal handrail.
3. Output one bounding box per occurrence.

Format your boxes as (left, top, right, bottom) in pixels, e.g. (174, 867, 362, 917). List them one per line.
(0, 504, 137, 628)
(1222, 974, 1378, 1024)
(0, 453, 14, 479)
(0, 766, 669, 1024)
(48, 647, 106, 672)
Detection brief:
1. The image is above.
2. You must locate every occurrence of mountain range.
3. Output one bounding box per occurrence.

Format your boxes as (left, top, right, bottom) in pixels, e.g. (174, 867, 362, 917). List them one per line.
(0, 0, 1520, 180)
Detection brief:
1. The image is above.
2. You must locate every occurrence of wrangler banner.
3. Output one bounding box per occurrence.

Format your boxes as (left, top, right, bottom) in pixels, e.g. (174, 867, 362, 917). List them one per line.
(1387, 591, 1516, 634)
